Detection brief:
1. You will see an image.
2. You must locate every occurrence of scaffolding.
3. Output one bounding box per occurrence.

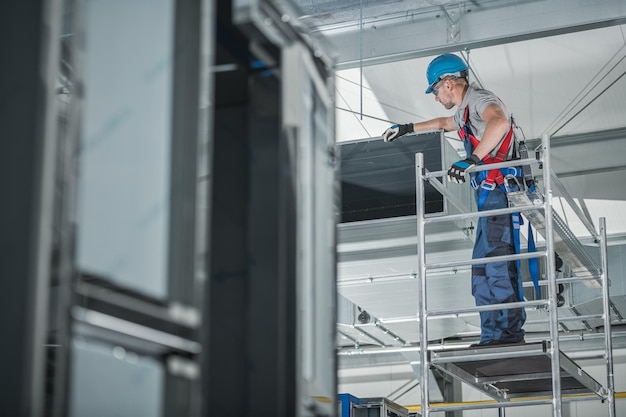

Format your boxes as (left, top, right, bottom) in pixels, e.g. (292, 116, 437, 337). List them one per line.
(414, 133, 616, 416)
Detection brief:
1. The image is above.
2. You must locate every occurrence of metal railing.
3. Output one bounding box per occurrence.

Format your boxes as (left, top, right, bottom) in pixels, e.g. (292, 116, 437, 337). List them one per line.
(415, 133, 615, 417)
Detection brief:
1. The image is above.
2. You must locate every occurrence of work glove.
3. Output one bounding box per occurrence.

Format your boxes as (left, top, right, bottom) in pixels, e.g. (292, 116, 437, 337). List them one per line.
(448, 154, 481, 183)
(382, 123, 413, 142)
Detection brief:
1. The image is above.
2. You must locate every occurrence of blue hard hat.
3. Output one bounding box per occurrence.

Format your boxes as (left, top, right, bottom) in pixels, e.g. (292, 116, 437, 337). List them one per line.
(425, 53, 469, 94)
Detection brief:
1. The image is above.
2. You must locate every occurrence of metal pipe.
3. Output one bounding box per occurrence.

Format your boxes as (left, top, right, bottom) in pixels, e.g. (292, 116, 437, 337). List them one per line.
(431, 349, 552, 365)
(424, 157, 539, 179)
(337, 268, 471, 287)
(523, 275, 604, 285)
(389, 380, 420, 403)
(407, 397, 565, 413)
(559, 274, 602, 283)
(404, 392, 612, 414)
(542, 132, 563, 416)
(425, 203, 540, 224)
(337, 331, 626, 356)
(359, 0, 363, 120)
(374, 320, 407, 345)
(337, 329, 360, 348)
(428, 299, 548, 317)
(427, 249, 545, 270)
(425, 174, 471, 216)
(352, 325, 386, 347)
(416, 153, 430, 417)
(600, 217, 616, 417)
(529, 313, 603, 325)
(351, 311, 603, 326)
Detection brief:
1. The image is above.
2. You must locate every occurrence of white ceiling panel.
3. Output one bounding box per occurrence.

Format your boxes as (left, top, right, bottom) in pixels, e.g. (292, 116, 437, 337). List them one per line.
(353, 25, 626, 142)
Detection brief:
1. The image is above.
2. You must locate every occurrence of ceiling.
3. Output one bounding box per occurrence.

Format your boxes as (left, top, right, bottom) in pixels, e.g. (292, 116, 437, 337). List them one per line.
(292, 0, 626, 373)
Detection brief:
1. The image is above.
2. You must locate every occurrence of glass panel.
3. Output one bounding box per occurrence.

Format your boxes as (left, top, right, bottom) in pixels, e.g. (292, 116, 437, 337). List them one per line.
(69, 338, 164, 417)
(76, 0, 175, 298)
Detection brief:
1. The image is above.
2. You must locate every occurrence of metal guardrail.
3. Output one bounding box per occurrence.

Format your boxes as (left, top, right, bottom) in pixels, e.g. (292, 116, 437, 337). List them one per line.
(414, 133, 616, 417)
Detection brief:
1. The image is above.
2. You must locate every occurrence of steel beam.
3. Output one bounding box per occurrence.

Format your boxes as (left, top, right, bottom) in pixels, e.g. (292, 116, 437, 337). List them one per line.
(311, 0, 626, 68)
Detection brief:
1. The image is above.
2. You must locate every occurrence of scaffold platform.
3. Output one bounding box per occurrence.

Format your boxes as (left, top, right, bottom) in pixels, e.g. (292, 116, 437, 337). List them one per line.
(429, 341, 605, 402)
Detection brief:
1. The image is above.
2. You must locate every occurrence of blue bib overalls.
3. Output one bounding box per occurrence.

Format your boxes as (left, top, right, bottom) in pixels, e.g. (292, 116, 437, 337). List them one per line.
(459, 106, 526, 345)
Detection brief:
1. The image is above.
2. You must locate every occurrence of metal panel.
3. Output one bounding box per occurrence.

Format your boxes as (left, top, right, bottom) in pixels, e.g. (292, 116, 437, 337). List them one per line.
(339, 132, 445, 222)
(283, 40, 338, 417)
(77, 0, 176, 298)
(0, 1, 62, 415)
(48, 1, 213, 416)
(208, 2, 337, 416)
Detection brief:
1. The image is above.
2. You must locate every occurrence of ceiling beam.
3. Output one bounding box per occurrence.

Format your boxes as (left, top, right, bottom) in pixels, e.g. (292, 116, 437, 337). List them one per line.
(530, 127, 626, 149)
(557, 164, 626, 179)
(311, 0, 626, 69)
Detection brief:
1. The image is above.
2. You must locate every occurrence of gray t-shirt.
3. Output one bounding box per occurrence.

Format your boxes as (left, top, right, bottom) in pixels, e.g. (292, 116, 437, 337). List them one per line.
(453, 83, 512, 158)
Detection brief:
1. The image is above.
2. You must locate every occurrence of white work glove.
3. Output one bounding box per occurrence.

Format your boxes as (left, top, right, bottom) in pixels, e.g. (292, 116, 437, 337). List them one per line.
(382, 123, 413, 142)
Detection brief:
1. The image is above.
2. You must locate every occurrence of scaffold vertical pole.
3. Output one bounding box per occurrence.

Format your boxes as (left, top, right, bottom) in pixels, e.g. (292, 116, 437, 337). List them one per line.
(600, 217, 616, 417)
(416, 152, 430, 417)
(542, 132, 563, 417)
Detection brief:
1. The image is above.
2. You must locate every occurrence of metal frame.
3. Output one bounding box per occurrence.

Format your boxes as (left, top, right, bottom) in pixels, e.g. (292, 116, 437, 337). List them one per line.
(283, 41, 338, 416)
(415, 133, 616, 416)
(43, 0, 214, 415)
(429, 342, 604, 401)
(48, 0, 85, 414)
(0, 1, 64, 415)
(308, 0, 626, 69)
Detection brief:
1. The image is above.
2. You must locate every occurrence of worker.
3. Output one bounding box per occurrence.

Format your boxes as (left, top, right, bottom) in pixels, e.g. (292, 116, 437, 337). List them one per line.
(382, 53, 525, 347)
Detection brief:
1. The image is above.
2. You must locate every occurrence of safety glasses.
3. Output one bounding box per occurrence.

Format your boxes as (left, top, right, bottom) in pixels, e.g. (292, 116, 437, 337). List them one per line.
(431, 82, 443, 96)
(431, 76, 458, 96)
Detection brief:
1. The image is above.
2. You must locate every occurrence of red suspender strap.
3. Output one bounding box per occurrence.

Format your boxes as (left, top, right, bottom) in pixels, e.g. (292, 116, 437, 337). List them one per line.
(461, 105, 515, 186)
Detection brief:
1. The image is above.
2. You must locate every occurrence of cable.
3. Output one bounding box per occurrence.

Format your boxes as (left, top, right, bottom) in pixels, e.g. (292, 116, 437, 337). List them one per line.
(335, 86, 372, 137)
(335, 75, 423, 120)
(336, 73, 373, 89)
(461, 48, 484, 90)
(335, 106, 393, 124)
(551, 69, 626, 137)
(546, 42, 626, 136)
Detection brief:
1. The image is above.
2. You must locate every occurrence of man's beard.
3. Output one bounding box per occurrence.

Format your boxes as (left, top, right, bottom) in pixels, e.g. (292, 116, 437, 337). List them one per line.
(441, 100, 455, 110)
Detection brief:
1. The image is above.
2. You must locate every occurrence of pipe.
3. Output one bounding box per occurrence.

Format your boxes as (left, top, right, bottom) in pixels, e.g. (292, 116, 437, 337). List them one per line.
(416, 152, 430, 416)
(543, 132, 564, 416)
(404, 392, 626, 413)
(600, 217, 616, 417)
